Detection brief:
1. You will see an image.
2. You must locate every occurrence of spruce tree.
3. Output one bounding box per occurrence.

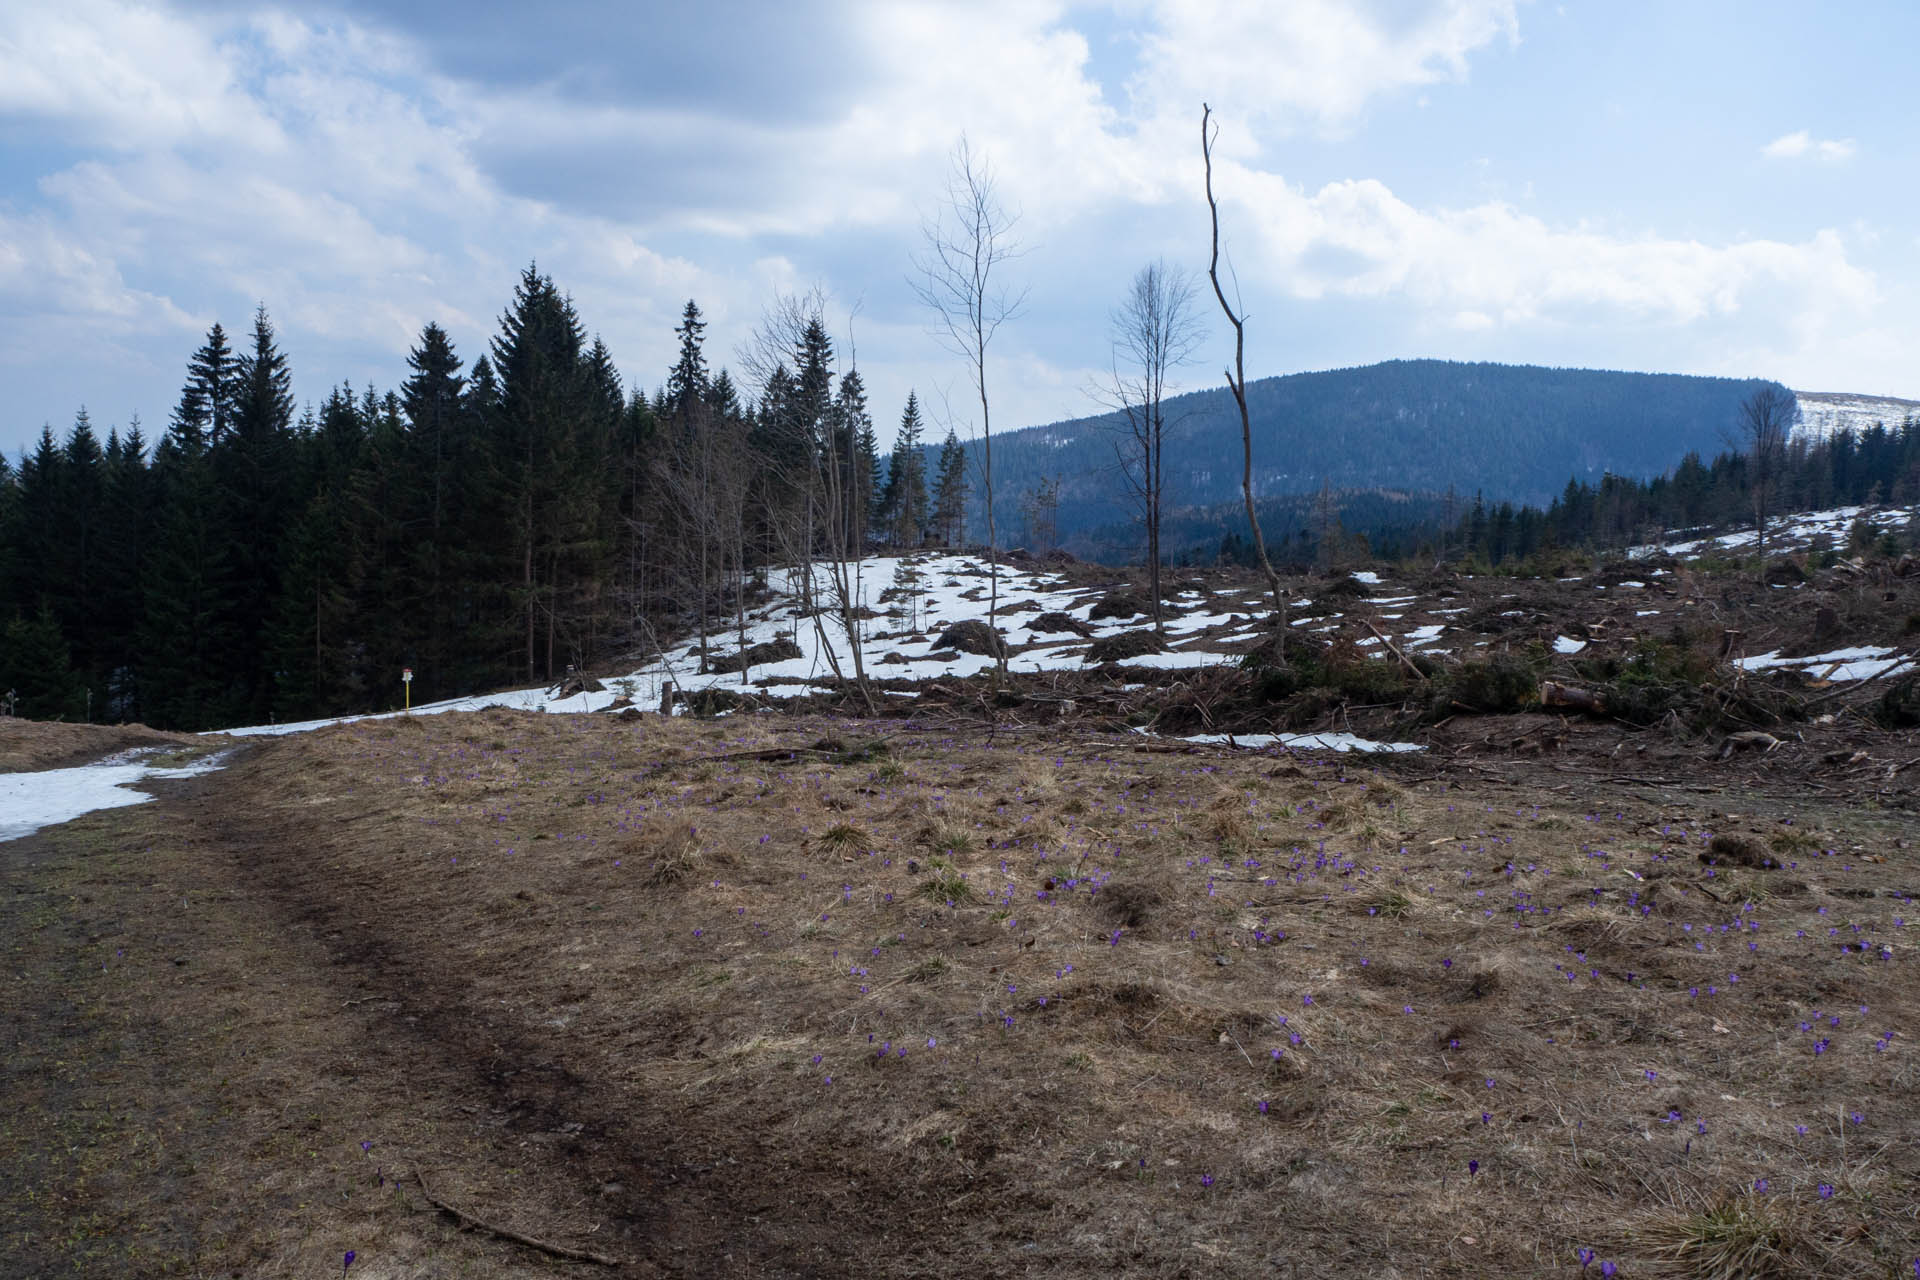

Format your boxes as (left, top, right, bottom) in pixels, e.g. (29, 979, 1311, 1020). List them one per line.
(931, 428, 969, 547)
(54, 409, 106, 683)
(0, 454, 15, 617)
(140, 413, 227, 730)
(10, 427, 62, 610)
(0, 603, 83, 720)
(488, 263, 596, 683)
(885, 392, 930, 548)
(212, 305, 297, 722)
(664, 300, 709, 431)
(268, 385, 371, 718)
(96, 422, 155, 720)
(399, 323, 468, 699)
(831, 365, 873, 549)
(180, 323, 237, 447)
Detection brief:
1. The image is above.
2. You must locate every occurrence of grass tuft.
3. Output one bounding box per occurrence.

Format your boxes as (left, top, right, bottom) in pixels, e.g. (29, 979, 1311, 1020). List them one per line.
(1638, 1193, 1817, 1280)
(814, 822, 871, 856)
(916, 858, 973, 904)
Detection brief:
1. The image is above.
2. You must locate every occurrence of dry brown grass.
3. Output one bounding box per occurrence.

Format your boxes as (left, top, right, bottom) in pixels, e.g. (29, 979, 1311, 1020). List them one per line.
(0, 718, 199, 771)
(4, 708, 1918, 1277)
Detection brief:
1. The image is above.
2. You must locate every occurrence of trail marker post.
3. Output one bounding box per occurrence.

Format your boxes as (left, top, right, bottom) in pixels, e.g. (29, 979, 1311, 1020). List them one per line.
(403, 667, 413, 711)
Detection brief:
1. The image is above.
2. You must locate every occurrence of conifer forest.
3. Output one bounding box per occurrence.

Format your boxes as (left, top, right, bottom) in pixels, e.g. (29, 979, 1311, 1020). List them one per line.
(0, 268, 973, 727)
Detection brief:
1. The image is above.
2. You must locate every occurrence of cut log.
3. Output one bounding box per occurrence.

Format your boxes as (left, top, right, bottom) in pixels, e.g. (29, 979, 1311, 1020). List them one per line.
(1540, 681, 1606, 716)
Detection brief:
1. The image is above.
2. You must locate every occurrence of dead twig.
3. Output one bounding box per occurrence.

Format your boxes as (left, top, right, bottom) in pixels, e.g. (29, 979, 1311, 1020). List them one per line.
(642, 735, 896, 771)
(415, 1170, 624, 1268)
(1363, 619, 1428, 681)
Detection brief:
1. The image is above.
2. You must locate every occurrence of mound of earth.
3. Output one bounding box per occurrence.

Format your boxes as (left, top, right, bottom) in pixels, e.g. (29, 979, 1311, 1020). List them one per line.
(1086, 629, 1170, 664)
(707, 637, 804, 674)
(1088, 591, 1150, 621)
(933, 619, 1005, 657)
(1029, 611, 1094, 638)
(1310, 577, 1371, 607)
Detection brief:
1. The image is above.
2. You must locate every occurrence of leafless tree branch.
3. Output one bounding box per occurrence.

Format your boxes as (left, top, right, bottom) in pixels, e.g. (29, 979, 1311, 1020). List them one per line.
(1203, 103, 1286, 619)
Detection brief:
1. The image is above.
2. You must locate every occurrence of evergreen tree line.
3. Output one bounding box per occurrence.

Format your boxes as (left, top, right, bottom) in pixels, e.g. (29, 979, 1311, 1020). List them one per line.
(0, 268, 974, 727)
(1438, 416, 1920, 568)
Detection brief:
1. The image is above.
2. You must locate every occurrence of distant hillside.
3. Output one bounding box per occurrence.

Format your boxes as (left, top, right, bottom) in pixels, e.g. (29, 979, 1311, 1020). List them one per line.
(952, 360, 1785, 552)
(1791, 391, 1920, 443)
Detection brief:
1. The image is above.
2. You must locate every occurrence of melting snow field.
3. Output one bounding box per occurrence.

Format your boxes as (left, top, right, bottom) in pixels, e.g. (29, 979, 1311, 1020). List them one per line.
(0, 748, 231, 843)
(216, 516, 1917, 750)
(213, 553, 1433, 754)
(226, 553, 1283, 736)
(1632, 503, 1919, 560)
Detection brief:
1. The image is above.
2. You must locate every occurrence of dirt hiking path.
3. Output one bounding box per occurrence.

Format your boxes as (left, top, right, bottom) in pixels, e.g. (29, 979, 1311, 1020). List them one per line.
(1, 737, 982, 1278)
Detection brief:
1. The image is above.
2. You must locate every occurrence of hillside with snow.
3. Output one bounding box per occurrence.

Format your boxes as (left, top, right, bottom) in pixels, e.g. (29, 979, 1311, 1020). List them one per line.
(1792, 390, 1920, 442)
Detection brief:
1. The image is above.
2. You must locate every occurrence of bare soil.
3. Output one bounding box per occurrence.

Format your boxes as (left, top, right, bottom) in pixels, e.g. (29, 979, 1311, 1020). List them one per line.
(4, 691, 1918, 1277)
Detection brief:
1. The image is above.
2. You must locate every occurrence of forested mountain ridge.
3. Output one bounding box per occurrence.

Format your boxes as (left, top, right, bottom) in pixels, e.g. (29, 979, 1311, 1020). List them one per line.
(964, 360, 1787, 546)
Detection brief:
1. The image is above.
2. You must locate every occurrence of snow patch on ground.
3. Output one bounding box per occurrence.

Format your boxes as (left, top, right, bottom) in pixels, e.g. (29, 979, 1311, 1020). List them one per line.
(1, 748, 232, 843)
(1178, 731, 1424, 754)
(1736, 646, 1914, 682)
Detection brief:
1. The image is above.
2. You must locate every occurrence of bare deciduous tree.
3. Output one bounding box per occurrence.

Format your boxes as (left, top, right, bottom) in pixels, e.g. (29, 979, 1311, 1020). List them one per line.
(1202, 104, 1286, 619)
(654, 394, 753, 680)
(913, 137, 1026, 679)
(740, 291, 875, 712)
(1019, 475, 1060, 553)
(1105, 259, 1203, 633)
(1737, 385, 1795, 558)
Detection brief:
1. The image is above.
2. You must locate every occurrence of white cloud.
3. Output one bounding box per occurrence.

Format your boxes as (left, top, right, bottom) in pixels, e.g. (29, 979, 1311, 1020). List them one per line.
(1133, 0, 1521, 142)
(0, 206, 198, 334)
(1762, 129, 1856, 162)
(0, 0, 282, 152)
(1218, 164, 1877, 331)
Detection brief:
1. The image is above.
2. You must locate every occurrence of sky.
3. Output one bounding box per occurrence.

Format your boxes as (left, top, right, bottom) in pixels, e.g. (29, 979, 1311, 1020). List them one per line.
(3, 0, 1916, 460)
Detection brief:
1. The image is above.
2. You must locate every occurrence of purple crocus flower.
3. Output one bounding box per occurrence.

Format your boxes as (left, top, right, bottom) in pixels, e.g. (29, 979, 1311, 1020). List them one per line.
(1577, 1247, 1595, 1269)
(1468, 1159, 1478, 1175)
(1600, 1264, 1616, 1279)
(344, 1252, 356, 1276)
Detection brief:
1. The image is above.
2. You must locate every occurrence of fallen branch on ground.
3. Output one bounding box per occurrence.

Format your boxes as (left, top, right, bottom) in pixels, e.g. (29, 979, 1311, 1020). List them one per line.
(1363, 619, 1428, 681)
(415, 1169, 624, 1268)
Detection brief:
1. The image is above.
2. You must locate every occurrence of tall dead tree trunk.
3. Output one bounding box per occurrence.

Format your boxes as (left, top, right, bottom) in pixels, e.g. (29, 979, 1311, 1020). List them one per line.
(1202, 104, 1286, 621)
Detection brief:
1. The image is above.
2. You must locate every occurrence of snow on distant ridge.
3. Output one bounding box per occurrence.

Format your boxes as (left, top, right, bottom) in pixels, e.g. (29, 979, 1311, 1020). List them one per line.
(1792, 390, 1920, 443)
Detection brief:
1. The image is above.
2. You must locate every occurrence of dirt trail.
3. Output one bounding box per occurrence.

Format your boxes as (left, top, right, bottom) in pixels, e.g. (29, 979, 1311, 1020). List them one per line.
(204, 760, 982, 1275)
(1, 735, 994, 1277)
